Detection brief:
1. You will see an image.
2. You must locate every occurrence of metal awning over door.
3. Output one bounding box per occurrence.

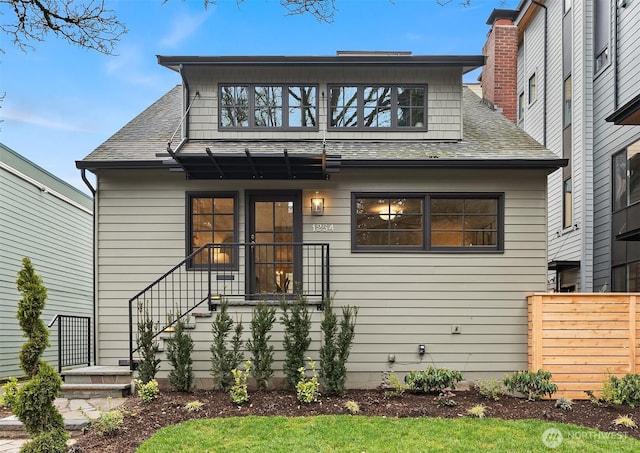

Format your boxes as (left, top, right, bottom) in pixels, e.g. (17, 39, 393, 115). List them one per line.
(163, 147, 341, 180)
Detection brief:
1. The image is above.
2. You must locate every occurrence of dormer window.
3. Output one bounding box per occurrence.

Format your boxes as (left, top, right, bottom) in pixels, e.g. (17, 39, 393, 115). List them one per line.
(329, 85, 427, 130)
(219, 84, 317, 130)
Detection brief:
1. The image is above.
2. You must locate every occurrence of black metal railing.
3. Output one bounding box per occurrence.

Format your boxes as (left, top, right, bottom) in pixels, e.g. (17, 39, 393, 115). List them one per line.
(48, 315, 91, 374)
(128, 242, 329, 370)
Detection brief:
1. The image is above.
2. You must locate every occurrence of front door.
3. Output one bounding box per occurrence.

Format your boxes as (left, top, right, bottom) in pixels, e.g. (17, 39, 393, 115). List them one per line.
(247, 191, 302, 297)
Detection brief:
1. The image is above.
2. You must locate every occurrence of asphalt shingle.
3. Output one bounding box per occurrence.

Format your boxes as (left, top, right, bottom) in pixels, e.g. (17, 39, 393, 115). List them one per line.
(79, 85, 559, 166)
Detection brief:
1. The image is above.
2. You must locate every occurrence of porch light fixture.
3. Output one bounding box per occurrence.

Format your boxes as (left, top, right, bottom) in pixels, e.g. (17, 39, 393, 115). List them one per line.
(311, 192, 324, 216)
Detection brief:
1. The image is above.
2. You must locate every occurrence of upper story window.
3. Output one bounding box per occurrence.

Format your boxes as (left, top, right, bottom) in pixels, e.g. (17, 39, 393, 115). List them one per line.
(220, 84, 317, 130)
(329, 85, 427, 130)
(352, 193, 503, 252)
(594, 0, 610, 73)
(518, 92, 525, 122)
(613, 140, 640, 211)
(528, 73, 537, 104)
(563, 76, 572, 128)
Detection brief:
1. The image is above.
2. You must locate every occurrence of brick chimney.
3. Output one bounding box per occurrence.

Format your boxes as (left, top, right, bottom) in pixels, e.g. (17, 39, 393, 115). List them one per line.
(482, 9, 519, 124)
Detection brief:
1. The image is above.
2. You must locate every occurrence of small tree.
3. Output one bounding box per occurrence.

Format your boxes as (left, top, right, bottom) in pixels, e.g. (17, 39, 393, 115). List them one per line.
(210, 299, 244, 390)
(167, 319, 194, 392)
(14, 257, 68, 452)
(247, 301, 276, 390)
(280, 294, 311, 389)
(319, 296, 358, 396)
(136, 308, 161, 384)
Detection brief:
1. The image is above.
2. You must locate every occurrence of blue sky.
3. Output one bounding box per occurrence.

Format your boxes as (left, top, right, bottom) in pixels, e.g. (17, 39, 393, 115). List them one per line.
(0, 0, 517, 193)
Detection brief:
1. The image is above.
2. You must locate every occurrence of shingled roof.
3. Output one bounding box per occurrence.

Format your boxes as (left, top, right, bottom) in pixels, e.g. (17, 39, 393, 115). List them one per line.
(77, 85, 564, 174)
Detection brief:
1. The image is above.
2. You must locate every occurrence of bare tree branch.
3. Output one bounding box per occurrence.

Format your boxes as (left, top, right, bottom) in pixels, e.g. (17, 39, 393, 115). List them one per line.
(1, 0, 127, 55)
(279, 0, 336, 23)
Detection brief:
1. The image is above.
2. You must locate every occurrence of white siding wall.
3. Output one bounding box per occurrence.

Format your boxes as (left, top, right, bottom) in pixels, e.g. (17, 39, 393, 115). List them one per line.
(95, 167, 549, 387)
(185, 66, 463, 142)
(518, 2, 590, 290)
(592, 0, 640, 289)
(0, 158, 93, 378)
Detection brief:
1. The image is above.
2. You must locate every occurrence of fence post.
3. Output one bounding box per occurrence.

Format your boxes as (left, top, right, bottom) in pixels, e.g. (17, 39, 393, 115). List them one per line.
(528, 294, 544, 371)
(630, 295, 637, 374)
(58, 317, 62, 374)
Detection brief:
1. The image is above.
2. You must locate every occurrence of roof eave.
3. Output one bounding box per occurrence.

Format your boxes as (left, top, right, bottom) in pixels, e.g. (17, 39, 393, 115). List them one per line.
(157, 55, 485, 74)
(342, 158, 567, 172)
(605, 93, 640, 125)
(75, 160, 173, 172)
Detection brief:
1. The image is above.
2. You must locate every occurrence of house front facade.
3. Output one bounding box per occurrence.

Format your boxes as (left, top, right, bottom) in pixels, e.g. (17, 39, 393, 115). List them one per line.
(483, 1, 640, 293)
(77, 52, 564, 388)
(1, 143, 93, 379)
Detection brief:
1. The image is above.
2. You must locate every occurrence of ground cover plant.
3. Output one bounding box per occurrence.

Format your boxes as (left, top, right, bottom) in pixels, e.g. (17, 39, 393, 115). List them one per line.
(58, 385, 640, 452)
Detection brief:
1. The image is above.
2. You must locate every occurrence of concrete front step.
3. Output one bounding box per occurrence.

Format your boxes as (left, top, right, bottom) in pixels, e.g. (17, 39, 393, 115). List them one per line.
(0, 418, 89, 439)
(60, 383, 131, 399)
(62, 366, 133, 385)
(60, 366, 133, 399)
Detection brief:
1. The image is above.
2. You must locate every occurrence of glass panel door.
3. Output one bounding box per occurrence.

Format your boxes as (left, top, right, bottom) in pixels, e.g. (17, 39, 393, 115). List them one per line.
(248, 191, 301, 296)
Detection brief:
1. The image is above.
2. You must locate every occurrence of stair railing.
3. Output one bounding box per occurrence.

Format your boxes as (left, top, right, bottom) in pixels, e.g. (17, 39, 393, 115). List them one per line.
(48, 314, 91, 374)
(128, 242, 329, 371)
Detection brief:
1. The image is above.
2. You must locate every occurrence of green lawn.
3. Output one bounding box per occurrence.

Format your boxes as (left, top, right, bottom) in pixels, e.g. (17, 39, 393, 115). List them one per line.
(137, 415, 640, 452)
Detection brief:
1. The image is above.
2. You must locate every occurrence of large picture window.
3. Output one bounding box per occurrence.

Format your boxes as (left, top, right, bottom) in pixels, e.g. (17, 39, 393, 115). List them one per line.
(353, 193, 503, 252)
(187, 192, 238, 268)
(613, 140, 640, 211)
(220, 84, 317, 130)
(329, 85, 426, 129)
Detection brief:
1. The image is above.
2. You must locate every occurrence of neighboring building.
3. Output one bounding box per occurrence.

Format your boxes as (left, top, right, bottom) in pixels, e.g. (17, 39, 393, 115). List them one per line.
(0, 143, 93, 379)
(483, 2, 640, 292)
(77, 52, 565, 388)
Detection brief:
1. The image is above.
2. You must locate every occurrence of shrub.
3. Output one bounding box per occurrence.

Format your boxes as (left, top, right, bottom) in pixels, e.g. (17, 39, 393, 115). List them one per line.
(90, 409, 125, 435)
(296, 358, 320, 404)
(13, 257, 68, 452)
(247, 301, 276, 390)
(167, 319, 194, 392)
(381, 371, 408, 398)
(601, 373, 640, 407)
(319, 296, 358, 396)
(184, 401, 204, 412)
(1, 377, 19, 409)
(467, 404, 487, 418)
(344, 400, 360, 414)
(135, 379, 159, 403)
(503, 369, 557, 401)
(136, 308, 161, 384)
(555, 396, 573, 411)
(20, 430, 69, 453)
(613, 415, 637, 428)
(210, 299, 244, 390)
(435, 390, 456, 407)
(405, 366, 463, 393)
(474, 378, 505, 401)
(229, 361, 251, 405)
(280, 294, 311, 390)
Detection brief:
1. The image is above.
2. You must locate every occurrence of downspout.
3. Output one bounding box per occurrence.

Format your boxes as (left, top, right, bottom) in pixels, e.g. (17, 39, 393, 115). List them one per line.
(532, 0, 548, 146)
(613, 1, 620, 110)
(80, 169, 97, 367)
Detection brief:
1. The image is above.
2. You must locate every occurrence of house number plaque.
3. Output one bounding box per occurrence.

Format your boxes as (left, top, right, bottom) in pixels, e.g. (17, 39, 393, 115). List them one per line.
(312, 224, 334, 232)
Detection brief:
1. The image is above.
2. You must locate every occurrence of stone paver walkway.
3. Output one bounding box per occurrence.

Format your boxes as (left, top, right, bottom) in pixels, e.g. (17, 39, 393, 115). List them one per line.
(0, 397, 126, 452)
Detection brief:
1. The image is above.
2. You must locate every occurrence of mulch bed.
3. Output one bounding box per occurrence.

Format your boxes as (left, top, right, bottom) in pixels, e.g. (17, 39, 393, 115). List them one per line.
(59, 388, 640, 452)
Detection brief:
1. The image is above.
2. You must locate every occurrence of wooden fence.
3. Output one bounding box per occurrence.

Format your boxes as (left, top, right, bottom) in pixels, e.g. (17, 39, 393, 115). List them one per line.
(528, 293, 639, 400)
